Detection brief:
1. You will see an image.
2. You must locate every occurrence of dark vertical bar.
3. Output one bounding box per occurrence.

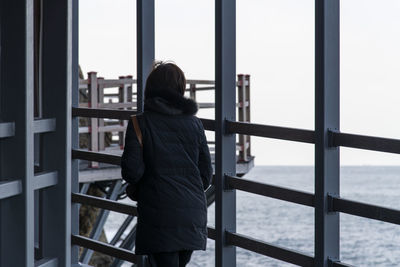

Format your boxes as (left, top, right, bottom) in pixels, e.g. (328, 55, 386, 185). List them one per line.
(40, 0, 72, 265)
(315, 0, 340, 266)
(215, 1, 236, 266)
(0, 0, 35, 266)
(136, 0, 155, 113)
(71, 0, 80, 264)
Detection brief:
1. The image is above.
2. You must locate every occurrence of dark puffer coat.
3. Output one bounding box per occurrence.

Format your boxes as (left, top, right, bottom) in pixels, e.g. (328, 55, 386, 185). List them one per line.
(121, 88, 213, 255)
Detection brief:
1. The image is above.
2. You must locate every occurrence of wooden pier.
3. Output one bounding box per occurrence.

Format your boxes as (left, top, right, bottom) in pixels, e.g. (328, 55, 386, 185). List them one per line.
(77, 73, 254, 183)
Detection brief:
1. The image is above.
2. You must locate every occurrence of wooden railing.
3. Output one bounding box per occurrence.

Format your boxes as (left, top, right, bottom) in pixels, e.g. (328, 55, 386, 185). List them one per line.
(78, 73, 252, 167)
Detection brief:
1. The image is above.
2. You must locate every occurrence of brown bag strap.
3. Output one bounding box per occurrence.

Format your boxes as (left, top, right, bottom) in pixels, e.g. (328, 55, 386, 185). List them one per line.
(131, 115, 143, 149)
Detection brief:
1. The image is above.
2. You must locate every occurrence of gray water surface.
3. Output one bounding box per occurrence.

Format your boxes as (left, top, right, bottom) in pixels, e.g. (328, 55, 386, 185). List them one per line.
(108, 166, 400, 267)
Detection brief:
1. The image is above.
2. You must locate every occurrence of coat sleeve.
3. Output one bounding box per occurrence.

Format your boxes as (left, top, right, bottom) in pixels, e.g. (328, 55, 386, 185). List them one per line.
(121, 119, 145, 185)
(198, 120, 213, 190)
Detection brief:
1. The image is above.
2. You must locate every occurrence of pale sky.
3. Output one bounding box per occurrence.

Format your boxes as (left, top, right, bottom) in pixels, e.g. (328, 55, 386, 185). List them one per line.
(79, 0, 400, 165)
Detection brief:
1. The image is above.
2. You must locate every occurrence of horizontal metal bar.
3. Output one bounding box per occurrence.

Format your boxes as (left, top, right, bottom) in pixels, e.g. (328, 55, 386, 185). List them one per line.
(79, 79, 89, 85)
(185, 86, 215, 91)
(73, 108, 218, 133)
(79, 167, 122, 183)
(198, 103, 215, 109)
(34, 118, 56, 134)
(72, 107, 137, 120)
(34, 258, 58, 267)
(81, 78, 215, 86)
(207, 226, 216, 240)
(71, 193, 137, 216)
(71, 235, 137, 263)
(0, 180, 22, 200)
(79, 103, 137, 109)
(227, 176, 314, 207)
(186, 79, 215, 85)
(199, 118, 216, 131)
(226, 231, 314, 267)
(226, 121, 315, 144)
(330, 196, 400, 225)
(97, 78, 136, 87)
(330, 131, 400, 154)
(0, 122, 15, 139)
(98, 125, 126, 133)
(72, 149, 121, 165)
(78, 125, 126, 134)
(33, 171, 58, 190)
(99, 102, 137, 109)
(79, 126, 89, 134)
(103, 93, 120, 97)
(197, 102, 248, 109)
(329, 259, 355, 267)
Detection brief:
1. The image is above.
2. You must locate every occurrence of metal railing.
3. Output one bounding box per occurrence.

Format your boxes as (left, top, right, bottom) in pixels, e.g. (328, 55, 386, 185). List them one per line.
(71, 107, 400, 266)
(70, 1, 400, 267)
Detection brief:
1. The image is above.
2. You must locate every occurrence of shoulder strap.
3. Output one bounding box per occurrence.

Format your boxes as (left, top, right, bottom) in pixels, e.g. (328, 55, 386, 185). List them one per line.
(130, 115, 143, 149)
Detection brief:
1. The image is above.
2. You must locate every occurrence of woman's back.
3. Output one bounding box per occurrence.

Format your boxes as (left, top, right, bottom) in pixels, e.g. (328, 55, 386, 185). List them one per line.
(140, 111, 207, 210)
(121, 62, 213, 261)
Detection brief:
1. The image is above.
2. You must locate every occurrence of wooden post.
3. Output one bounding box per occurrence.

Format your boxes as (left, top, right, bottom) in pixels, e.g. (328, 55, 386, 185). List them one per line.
(123, 75, 134, 149)
(118, 76, 125, 149)
(245, 74, 251, 158)
(190, 83, 197, 101)
(88, 72, 99, 168)
(126, 75, 133, 104)
(237, 74, 247, 162)
(98, 77, 105, 151)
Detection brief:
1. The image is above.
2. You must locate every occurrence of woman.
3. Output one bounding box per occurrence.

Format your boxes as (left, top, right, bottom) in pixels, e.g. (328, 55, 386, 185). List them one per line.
(121, 62, 213, 267)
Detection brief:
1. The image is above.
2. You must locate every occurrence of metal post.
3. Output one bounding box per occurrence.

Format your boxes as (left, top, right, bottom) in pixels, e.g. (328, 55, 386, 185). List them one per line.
(71, 0, 80, 263)
(315, 0, 340, 266)
(0, 0, 35, 266)
(136, 2, 154, 265)
(40, 0, 73, 265)
(215, 0, 236, 266)
(137, 0, 155, 113)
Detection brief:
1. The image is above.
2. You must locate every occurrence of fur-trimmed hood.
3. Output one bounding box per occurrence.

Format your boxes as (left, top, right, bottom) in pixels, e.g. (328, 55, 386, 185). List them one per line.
(144, 88, 198, 116)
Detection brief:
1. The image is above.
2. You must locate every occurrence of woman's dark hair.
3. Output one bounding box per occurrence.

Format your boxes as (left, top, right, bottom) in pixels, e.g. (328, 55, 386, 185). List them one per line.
(144, 61, 186, 99)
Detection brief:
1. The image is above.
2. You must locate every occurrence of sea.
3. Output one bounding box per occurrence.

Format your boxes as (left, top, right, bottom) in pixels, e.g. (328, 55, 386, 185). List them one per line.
(105, 166, 400, 267)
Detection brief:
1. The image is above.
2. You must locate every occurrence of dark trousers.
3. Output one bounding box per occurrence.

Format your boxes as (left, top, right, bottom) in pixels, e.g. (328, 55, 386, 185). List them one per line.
(148, 250, 193, 267)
